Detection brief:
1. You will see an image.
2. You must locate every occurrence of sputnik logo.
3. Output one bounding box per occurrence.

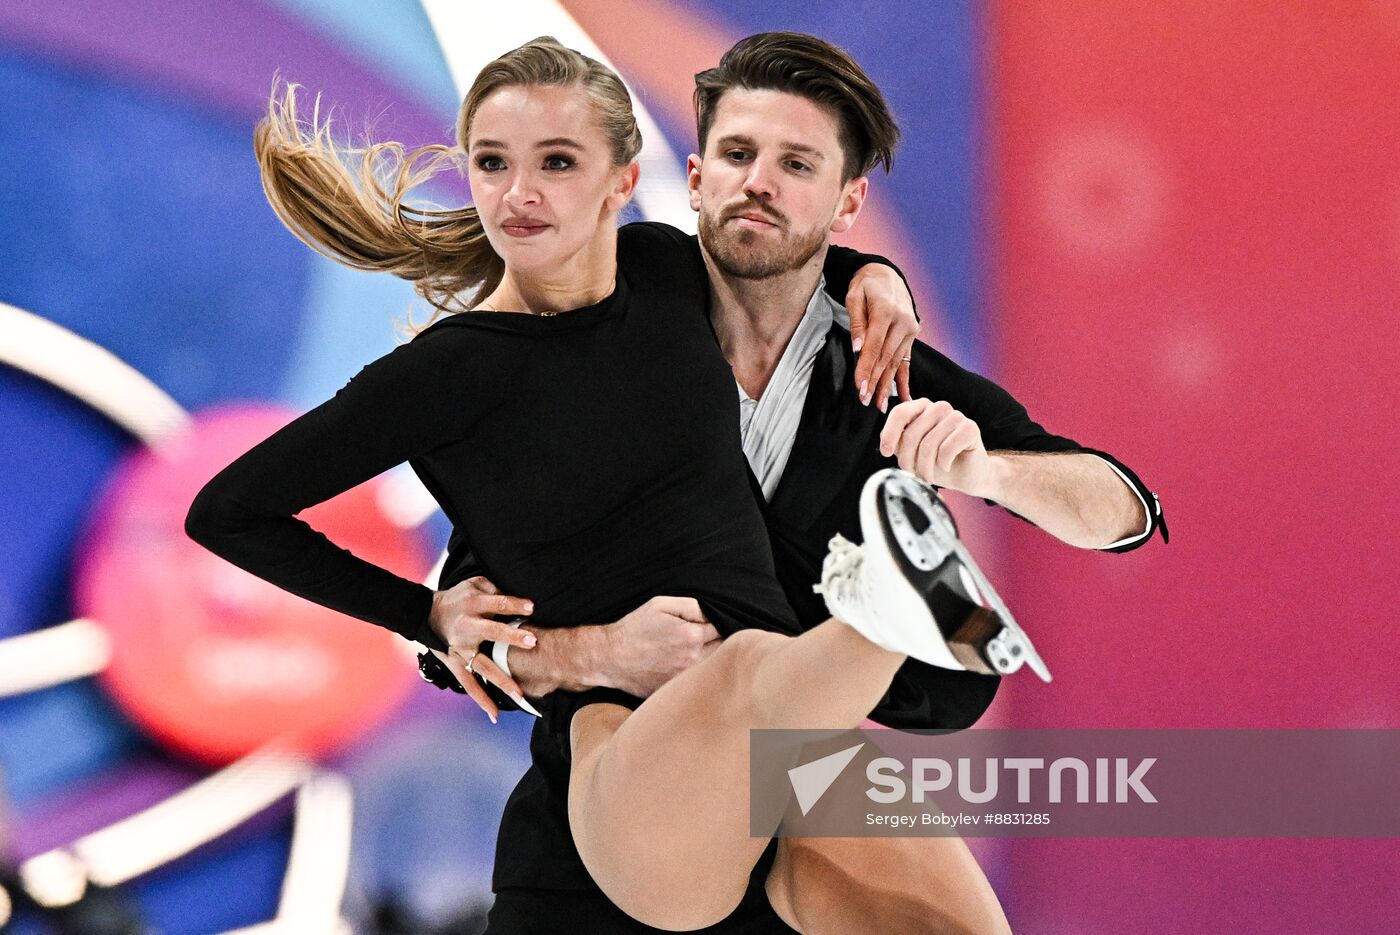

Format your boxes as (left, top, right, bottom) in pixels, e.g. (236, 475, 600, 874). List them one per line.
(788, 743, 866, 815)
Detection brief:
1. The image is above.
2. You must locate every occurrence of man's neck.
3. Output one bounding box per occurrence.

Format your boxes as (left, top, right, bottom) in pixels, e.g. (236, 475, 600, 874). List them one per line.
(705, 248, 825, 401)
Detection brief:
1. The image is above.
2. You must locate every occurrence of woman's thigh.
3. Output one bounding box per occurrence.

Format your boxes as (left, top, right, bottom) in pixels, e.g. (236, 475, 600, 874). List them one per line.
(566, 629, 791, 932)
(765, 835, 1011, 935)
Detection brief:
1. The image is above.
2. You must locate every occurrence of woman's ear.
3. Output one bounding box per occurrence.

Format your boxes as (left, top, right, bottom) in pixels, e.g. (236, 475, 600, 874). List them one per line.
(606, 161, 641, 213)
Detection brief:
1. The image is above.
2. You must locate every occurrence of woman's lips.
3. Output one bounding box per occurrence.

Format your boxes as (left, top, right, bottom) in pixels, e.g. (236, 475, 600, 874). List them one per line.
(502, 222, 549, 238)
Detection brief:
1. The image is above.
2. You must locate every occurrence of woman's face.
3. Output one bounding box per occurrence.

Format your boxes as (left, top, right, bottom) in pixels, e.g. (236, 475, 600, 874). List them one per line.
(467, 84, 633, 281)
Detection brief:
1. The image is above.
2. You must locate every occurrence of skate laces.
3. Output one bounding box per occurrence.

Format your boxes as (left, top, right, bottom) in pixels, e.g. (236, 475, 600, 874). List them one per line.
(813, 534, 865, 611)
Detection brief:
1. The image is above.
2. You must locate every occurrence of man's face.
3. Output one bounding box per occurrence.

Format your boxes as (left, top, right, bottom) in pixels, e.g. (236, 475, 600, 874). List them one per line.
(690, 88, 867, 281)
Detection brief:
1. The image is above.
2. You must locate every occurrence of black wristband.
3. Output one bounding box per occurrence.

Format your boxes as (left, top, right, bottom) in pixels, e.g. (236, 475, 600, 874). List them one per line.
(416, 651, 465, 694)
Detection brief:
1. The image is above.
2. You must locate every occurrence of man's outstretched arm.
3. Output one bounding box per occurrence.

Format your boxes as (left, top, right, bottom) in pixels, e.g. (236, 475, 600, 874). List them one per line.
(880, 398, 1159, 550)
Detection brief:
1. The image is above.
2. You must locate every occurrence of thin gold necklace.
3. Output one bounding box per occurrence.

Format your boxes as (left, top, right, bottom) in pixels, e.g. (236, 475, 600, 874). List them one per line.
(477, 277, 616, 316)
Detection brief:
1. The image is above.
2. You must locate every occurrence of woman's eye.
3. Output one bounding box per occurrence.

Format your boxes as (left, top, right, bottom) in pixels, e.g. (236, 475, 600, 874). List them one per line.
(476, 156, 505, 172)
(543, 155, 575, 171)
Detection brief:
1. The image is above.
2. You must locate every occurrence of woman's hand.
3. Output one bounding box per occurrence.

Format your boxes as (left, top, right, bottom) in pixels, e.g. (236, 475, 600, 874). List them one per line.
(428, 575, 537, 722)
(846, 264, 919, 412)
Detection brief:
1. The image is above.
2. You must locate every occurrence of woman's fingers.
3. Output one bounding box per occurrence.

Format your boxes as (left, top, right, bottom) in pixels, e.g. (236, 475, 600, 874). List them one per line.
(489, 621, 538, 649)
(854, 313, 891, 404)
(461, 677, 500, 724)
(895, 335, 915, 402)
(471, 654, 528, 708)
(436, 649, 499, 723)
(873, 331, 919, 413)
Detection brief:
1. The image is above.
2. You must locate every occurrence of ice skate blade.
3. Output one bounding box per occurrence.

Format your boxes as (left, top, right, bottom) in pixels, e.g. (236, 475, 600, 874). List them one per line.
(871, 469, 1053, 683)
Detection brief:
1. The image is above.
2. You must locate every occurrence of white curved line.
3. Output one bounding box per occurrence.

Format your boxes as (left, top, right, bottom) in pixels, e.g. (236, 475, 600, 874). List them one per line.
(420, 0, 695, 231)
(0, 618, 112, 697)
(0, 302, 190, 448)
(59, 750, 310, 888)
(276, 772, 354, 927)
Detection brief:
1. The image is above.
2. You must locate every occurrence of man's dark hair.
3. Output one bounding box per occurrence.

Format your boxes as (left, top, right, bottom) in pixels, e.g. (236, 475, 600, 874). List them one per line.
(694, 31, 900, 182)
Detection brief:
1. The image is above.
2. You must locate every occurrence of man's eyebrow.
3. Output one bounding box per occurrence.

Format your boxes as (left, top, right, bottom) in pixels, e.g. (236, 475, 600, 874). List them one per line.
(715, 134, 756, 149)
(714, 134, 826, 160)
(780, 141, 826, 160)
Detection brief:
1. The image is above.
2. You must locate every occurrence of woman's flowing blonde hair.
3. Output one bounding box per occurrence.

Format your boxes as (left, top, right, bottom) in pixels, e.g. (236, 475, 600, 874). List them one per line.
(254, 36, 642, 334)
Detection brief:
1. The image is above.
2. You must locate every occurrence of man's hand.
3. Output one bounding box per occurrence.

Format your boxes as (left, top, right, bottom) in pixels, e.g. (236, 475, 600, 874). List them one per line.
(598, 597, 721, 698)
(846, 264, 918, 412)
(428, 575, 536, 722)
(880, 400, 1152, 549)
(880, 399, 995, 496)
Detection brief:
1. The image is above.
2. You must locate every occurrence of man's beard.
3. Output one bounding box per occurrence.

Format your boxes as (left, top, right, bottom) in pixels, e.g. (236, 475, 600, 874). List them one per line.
(698, 202, 828, 281)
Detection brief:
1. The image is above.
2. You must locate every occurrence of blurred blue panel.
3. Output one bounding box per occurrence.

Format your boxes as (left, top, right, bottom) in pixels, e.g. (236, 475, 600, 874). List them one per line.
(0, 367, 130, 640)
(131, 816, 292, 935)
(281, 258, 424, 409)
(342, 716, 533, 927)
(0, 45, 312, 413)
(0, 681, 141, 809)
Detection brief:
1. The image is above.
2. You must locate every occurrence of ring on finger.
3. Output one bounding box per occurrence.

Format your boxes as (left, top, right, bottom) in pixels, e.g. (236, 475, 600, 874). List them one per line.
(464, 649, 479, 674)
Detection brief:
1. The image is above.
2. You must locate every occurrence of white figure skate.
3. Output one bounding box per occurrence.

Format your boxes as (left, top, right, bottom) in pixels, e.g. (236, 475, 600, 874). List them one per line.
(815, 468, 1051, 682)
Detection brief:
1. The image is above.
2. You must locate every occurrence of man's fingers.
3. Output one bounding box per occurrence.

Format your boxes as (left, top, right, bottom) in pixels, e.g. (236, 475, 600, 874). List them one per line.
(471, 654, 528, 707)
(892, 404, 945, 467)
(902, 409, 953, 472)
(651, 596, 707, 622)
(699, 638, 724, 662)
(479, 594, 534, 617)
(914, 417, 961, 476)
(879, 399, 925, 456)
(466, 575, 501, 595)
(677, 620, 722, 647)
(935, 420, 979, 474)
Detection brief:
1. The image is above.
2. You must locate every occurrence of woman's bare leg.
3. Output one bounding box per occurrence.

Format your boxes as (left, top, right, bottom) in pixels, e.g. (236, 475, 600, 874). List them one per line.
(568, 621, 904, 931)
(571, 471, 1016, 931)
(765, 836, 1012, 935)
(568, 619, 1010, 933)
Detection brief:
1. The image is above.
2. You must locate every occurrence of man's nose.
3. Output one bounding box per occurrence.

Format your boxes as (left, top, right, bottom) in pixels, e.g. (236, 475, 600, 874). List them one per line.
(741, 158, 778, 202)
